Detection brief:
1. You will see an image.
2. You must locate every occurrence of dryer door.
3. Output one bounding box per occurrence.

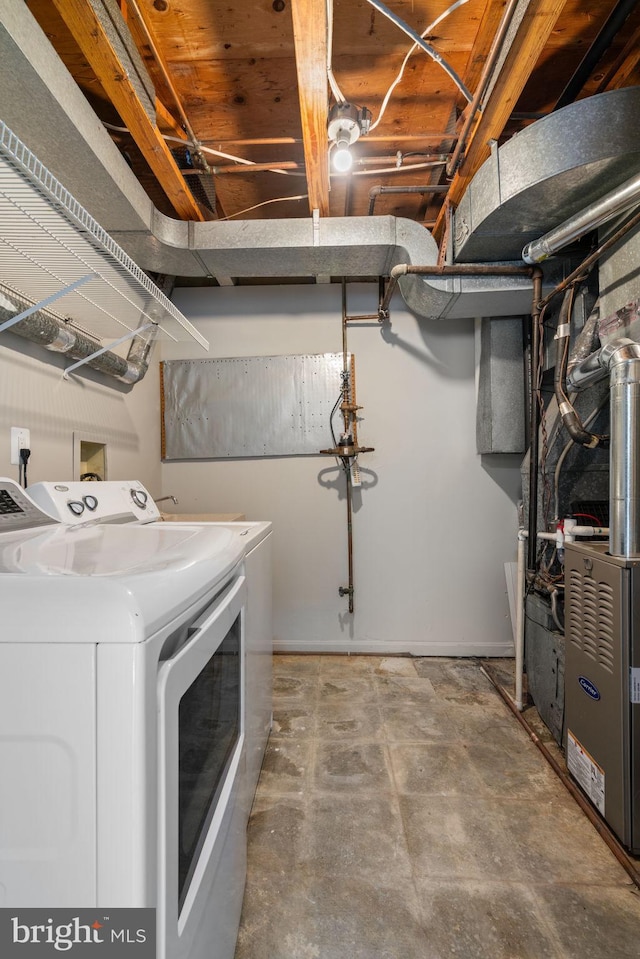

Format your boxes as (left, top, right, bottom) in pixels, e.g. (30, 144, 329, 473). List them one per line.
(157, 573, 247, 959)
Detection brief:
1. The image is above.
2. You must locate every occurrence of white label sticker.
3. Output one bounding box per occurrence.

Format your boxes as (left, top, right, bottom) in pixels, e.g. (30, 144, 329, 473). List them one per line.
(631, 668, 640, 704)
(567, 730, 605, 815)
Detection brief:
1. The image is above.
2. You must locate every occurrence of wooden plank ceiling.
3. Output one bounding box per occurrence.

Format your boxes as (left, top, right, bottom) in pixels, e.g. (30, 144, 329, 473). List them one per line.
(26, 0, 640, 239)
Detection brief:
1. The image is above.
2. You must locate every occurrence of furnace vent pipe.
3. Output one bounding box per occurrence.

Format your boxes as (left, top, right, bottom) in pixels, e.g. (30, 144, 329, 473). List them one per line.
(522, 169, 640, 264)
(610, 348, 640, 558)
(567, 338, 640, 558)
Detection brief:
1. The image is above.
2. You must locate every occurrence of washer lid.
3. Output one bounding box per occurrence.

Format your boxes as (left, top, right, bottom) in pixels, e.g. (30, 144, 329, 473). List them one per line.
(0, 523, 245, 641)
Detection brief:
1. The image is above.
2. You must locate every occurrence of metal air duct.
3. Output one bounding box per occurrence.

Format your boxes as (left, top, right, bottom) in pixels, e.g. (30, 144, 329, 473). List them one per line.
(0, 287, 153, 384)
(0, 0, 635, 332)
(453, 87, 640, 263)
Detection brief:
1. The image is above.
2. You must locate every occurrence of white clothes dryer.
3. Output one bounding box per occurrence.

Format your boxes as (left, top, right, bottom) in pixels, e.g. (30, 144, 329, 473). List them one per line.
(0, 479, 262, 959)
(27, 479, 273, 813)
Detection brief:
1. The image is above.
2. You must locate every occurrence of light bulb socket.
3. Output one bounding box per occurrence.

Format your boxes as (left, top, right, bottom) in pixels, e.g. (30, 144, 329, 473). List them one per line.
(327, 102, 369, 146)
(328, 103, 371, 173)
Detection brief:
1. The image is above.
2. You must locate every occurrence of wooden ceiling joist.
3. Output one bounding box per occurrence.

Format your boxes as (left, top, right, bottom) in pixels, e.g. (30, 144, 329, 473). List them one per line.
(290, 0, 330, 217)
(435, 0, 570, 239)
(50, 0, 204, 221)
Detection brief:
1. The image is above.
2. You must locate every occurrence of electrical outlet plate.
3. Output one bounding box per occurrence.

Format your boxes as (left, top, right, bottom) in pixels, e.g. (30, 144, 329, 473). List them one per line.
(10, 427, 30, 465)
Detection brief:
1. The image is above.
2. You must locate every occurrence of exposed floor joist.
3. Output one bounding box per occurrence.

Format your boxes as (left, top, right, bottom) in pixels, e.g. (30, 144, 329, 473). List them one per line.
(51, 0, 204, 221)
(290, 0, 330, 217)
(434, 0, 570, 240)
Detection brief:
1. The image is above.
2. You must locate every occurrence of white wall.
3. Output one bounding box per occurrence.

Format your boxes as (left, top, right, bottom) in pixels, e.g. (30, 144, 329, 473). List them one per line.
(162, 284, 521, 656)
(0, 332, 161, 491)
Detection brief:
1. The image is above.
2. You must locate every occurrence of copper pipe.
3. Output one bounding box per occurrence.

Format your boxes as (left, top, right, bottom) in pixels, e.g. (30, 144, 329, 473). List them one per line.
(343, 469, 354, 614)
(341, 281, 354, 613)
(207, 161, 302, 175)
(481, 664, 640, 890)
(447, 0, 521, 178)
(209, 157, 450, 175)
(368, 184, 449, 216)
(199, 135, 457, 146)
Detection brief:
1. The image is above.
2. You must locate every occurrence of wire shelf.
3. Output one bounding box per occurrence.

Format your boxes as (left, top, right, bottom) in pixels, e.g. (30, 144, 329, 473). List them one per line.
(0, 121, 208, 351)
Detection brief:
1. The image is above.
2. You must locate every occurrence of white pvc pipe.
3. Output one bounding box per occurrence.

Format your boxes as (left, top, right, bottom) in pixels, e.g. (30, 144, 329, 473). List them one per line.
(515, 529, 527, 712)
(563, 517, 609, 542)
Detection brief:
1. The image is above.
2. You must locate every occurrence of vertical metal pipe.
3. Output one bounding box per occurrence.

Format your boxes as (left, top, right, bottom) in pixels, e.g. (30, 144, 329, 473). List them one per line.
(345, 467, 354, 614)
(609, 357, 640, 557)
(527, 268, 543, 571)
(341, 279, 354, 611)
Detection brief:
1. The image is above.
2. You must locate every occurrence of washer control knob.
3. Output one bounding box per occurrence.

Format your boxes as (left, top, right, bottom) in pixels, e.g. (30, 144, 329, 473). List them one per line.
(68, 500, 85, 516)
(130, 488, 148, 509)
(83, 495, 98, 511)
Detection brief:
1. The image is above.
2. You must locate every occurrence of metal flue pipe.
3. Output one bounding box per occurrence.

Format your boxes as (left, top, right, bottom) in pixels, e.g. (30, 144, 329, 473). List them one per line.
(522, 169, 640, 264)
(565, 337, 640, 558)
(609, 346, 640, 557)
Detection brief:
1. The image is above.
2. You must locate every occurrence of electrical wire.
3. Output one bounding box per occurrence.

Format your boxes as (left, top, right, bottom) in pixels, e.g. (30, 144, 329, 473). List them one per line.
(163, 134, 294, 177)
(364, 0, 472, 115)
(329, 372, 354, 473)
(535, 302, 553, 529)
(103, 121, 295, 177)
(217, 194, 308, 220)
(18, 448, 30, 489)
(106, 121, 446, 182)
(327, 0, 346, 104)
(329, 389, 343, 449)
(370, 0, 470, 131)
(349, 159, 447, 177)
(572, 512, 604, 525)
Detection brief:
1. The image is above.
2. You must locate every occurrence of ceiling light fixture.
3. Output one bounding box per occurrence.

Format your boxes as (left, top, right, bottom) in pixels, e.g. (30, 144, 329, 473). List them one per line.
(328, 103, 371, 173)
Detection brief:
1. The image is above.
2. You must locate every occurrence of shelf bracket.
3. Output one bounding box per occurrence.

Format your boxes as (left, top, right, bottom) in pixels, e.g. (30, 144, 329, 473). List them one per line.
(0, 273, 96, 334)
(63, 322, 156, 379)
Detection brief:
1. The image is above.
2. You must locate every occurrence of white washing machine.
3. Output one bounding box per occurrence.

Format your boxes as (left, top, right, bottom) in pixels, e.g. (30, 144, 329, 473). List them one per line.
(0, 478, 271, 959)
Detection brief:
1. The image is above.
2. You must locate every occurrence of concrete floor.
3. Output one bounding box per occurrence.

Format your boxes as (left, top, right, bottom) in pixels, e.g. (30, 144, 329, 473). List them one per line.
(235, 655, 640, 959)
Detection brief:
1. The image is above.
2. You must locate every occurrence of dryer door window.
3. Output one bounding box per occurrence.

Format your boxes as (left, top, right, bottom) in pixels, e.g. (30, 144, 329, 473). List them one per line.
(178, 616, 241, 908)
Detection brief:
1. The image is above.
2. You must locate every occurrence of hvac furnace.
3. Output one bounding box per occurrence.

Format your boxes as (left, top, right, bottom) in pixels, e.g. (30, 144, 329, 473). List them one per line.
(564, 540, 640, 853)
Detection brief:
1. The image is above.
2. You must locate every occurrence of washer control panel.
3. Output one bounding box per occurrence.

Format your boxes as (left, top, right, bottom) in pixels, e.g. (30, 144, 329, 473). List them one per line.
(26, 480, 161, 525)
(0, 479, 59, 532)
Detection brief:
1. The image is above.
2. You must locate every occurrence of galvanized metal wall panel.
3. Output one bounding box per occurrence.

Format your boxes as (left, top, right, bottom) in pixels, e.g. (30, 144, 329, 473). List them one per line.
(162, 353, 349, 459)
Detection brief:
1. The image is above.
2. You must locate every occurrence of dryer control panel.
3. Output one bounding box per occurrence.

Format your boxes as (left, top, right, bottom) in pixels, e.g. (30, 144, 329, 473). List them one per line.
(0, 479, 59, 532)
(26, 480, 161, 525)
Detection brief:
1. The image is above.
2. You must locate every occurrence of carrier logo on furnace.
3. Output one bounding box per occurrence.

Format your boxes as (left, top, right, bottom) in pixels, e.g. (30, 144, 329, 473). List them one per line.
(578, 675, 601, 700)
(0, 909, 155, 956)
